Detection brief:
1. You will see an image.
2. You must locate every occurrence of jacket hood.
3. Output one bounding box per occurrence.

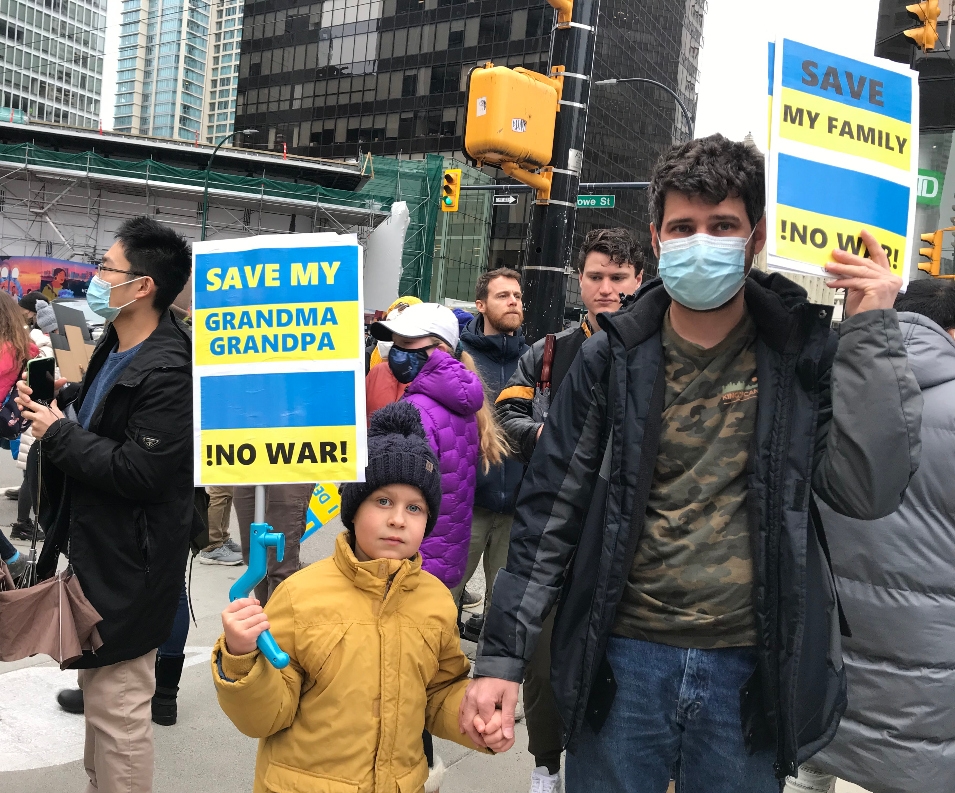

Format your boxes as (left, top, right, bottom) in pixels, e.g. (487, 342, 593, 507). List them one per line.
(404, 348, 485, 417)
(461, 314, 527, 364)
(898, 311, 955, 390)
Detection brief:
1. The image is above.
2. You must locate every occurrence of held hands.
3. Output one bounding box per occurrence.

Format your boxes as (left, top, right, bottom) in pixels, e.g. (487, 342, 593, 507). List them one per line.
(221, 597, 270, 655)
(825, 229, 902, 317)
(15, 377, 66, 439)
(459, 677, 520, 753)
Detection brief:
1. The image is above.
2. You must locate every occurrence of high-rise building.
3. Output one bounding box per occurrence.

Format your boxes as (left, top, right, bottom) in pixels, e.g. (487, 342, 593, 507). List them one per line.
(0, 0, 105, 129)
(234, 0, 704, 303)
(113, 0, 210, 140)
(203, 0, 242, 143)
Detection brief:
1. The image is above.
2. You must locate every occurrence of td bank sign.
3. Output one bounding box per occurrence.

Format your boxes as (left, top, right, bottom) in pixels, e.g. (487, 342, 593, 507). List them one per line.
(917, 169, 944, 206)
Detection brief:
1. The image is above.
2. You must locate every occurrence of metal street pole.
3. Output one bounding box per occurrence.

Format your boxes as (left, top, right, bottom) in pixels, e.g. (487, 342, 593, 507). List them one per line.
(594, 77, 694, 139)
(520, 0, 600, 343)
(201, 128, 257, 241)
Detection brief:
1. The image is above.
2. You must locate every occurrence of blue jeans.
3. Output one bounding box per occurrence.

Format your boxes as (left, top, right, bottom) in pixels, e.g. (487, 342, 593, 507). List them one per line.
(566, 635, 777, 793)
(158, 583, 189, 659)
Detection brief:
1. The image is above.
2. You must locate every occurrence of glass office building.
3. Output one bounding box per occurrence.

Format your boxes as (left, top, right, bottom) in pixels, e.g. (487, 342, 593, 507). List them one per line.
(203, 0, 242, 142)
(0, 0, 105, 129)
(235, 0, 705, 300)
(113, 0, 209, 140)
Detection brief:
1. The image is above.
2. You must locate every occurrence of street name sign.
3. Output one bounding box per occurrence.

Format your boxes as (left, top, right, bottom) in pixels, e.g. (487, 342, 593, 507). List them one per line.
(577, 195, 615, 208)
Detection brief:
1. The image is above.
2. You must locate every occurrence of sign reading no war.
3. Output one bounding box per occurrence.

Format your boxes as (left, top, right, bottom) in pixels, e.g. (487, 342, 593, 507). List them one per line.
(767, 39, 918, 283)
(192, 233, 367, 486)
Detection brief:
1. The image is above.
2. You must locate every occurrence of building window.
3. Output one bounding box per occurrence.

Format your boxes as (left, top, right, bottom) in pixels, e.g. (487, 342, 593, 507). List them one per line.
(400, 72, 416, 97)
(478, 13, 510, 45)
(429, 65, 459, 95)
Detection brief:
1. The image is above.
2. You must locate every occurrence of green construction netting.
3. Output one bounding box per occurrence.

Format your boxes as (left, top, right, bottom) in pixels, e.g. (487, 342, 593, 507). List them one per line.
(0, 144, 444, 298)
(358, 153, 443, 300)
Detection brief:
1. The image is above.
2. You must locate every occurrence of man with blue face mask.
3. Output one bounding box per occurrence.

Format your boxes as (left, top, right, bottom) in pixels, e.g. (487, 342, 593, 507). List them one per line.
(460, 134, 924, 792)
(16, 216, 194, 792)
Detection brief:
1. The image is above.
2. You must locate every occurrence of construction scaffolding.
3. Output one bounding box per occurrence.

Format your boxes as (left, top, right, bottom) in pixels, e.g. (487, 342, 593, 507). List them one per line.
(0, 142, 446, 297)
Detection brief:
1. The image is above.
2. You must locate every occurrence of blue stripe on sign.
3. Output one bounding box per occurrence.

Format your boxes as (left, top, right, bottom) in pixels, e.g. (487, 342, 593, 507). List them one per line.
(776, 154, 910, 237)
(768, 41, 775, 97)
(200, 371, 355, 430)
(781, 39, 911, 123)
(194, 245, 359, 310)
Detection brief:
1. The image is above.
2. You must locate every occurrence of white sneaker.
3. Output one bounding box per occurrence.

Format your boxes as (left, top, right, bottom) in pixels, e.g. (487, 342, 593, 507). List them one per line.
(530, 766, 562, 793)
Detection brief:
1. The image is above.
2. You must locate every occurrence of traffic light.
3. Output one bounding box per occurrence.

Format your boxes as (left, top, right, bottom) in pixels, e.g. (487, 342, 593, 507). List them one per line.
(441, 168, 461, 213)
(917, 229, 943, 275)
(904, 0, 941, 51)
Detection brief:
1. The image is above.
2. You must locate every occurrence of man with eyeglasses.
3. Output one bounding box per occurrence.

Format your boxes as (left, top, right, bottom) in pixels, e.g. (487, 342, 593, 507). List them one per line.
(17, 216, 194, 793)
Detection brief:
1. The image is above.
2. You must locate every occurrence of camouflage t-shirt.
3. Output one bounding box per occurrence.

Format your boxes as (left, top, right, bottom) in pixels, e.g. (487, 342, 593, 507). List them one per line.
(612, 309, 758, 648)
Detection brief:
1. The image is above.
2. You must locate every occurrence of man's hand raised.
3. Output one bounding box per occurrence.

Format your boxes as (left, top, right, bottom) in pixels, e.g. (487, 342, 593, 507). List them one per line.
(825, 229, 902, 317)
(458, 677, 520, 749)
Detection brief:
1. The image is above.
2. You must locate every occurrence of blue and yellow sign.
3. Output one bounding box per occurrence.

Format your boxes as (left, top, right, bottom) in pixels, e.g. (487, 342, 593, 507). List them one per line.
(193, 234, 367, 486)
(767, 39, 918, 282)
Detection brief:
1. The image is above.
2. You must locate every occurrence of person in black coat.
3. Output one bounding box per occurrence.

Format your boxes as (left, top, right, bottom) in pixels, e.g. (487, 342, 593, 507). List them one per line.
(453, 268, 528, 617)
(18, 216, 193, 793)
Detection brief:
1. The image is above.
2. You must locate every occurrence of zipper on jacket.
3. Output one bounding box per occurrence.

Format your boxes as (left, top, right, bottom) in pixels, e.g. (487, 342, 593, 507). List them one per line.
(766, 353, 796, 777)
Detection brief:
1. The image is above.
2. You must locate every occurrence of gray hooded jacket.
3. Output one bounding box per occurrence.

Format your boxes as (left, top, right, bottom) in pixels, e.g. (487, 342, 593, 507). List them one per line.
(812, 312, 955, 793)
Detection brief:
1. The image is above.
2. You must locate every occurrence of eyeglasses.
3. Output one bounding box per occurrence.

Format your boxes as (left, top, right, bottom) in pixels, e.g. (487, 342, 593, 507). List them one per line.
(96, 264, 149, 278)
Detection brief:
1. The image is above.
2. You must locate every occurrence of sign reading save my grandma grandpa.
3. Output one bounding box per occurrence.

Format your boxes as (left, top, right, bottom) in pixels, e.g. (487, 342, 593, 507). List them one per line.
(192, 233, 367, 486)
(767, 39, 918, 283)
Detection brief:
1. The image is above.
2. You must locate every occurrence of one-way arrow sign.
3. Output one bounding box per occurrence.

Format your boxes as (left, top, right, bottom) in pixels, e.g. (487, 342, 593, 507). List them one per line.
(493, 194, 519, 205)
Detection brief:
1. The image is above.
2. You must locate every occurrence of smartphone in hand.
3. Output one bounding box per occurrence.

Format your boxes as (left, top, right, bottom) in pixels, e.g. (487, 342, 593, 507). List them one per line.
(27, 357, 56, 405)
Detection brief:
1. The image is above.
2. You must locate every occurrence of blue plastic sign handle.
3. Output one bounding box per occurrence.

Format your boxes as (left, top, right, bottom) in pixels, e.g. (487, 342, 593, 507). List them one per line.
(228, 522, 290, 669)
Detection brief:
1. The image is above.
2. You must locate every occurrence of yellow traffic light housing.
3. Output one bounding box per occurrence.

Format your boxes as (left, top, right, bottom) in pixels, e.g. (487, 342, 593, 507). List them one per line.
(905, 0, 941, 51)
(917, 229, 943, 276)
(464, 63, 563, 203)
(441, 168, 461, 213)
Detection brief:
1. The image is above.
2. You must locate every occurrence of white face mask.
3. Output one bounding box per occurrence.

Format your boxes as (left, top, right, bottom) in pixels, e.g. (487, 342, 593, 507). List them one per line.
(377, 340, 393, 359)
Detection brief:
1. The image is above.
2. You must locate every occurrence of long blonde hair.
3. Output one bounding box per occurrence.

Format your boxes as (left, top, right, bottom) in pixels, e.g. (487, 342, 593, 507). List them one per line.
(0, 291, 33, 365)
(430, 338, 509, 473)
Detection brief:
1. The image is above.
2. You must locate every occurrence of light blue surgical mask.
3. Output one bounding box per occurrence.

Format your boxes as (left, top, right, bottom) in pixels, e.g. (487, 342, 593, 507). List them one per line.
(657, 230, 755, 311)
(86, 274, 144, 322)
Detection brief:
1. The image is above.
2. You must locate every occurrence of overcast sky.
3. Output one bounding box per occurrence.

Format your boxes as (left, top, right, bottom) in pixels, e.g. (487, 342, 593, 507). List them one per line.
(695, 0, 882, 144)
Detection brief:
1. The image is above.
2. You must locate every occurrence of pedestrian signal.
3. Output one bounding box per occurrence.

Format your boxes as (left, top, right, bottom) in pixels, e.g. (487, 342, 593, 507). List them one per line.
(905, 0, 941, 51)
(441, 168, 461, 213)
(464, 63, 563, 202)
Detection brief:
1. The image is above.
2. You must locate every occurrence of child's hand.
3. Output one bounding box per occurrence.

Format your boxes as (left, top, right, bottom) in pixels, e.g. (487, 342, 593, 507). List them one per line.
(221, 598, 269, 655)
(472, 709, 515, 753)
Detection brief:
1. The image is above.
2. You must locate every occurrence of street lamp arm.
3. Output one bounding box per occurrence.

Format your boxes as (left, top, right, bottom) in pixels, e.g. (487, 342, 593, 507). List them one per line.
(594, 77, 694, 139)
(201, 128, 258, 241)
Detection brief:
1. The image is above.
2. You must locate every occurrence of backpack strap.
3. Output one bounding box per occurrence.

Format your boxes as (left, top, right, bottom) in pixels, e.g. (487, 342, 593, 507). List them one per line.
(539, 333, 556, 390)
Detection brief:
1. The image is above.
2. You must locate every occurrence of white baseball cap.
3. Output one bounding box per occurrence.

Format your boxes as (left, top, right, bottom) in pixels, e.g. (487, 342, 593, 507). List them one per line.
(370, 302, 460, 350)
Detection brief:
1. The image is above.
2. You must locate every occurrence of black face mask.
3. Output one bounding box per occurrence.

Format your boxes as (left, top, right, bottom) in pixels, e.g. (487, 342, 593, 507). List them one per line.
(388, 344, 435, 384)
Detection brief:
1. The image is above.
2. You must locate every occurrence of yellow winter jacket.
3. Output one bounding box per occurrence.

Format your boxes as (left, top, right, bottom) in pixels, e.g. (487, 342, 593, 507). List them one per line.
(211, 532, 485, 793)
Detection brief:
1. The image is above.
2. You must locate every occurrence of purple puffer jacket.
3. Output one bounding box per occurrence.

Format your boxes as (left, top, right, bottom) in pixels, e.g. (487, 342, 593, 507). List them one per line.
(403, 349, 483, 587)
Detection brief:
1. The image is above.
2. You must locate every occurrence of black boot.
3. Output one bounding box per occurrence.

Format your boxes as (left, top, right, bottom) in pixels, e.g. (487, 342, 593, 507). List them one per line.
(57, 688, 84, 714)
(9, 520, 44, 541)
(152, 654, 185, 726)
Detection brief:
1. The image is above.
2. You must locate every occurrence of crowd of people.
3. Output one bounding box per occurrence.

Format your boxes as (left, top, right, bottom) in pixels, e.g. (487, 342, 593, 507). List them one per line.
(1, 132, 952, 793)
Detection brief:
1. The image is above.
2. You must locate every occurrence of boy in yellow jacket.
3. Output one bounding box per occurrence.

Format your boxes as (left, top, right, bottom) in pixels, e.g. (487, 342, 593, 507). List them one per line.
(212, 401, 510, 793)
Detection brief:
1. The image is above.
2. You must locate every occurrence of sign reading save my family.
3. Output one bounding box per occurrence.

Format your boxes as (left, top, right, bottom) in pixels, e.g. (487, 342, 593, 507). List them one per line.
(767, 39, 918, 282)
(192, 233, 367, 486)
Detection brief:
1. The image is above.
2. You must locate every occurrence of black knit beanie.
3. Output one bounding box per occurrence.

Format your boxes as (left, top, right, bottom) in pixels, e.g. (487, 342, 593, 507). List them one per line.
(340, 401, 442, 536)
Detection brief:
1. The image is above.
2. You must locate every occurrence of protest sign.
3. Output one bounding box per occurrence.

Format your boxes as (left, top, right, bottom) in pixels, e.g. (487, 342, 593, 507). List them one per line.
(193, 233, 367, 486)
(302, 483, 342, 542)
(767, 39, 918, 281)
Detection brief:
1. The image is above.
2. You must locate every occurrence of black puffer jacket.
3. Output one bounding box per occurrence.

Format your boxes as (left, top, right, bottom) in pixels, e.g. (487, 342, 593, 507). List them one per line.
(36, 311, 193, 669)
(460, 314, 528, 514)
(475, 273, 923, 778)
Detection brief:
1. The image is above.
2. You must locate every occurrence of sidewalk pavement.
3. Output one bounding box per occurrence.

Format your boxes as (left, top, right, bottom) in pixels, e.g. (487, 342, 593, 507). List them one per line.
(0, 451, 871, 792)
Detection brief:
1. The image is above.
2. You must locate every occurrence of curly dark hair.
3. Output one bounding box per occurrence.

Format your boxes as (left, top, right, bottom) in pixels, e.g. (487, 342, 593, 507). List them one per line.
(575, 228, 645, 274)
(647, 134, 765, 233)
